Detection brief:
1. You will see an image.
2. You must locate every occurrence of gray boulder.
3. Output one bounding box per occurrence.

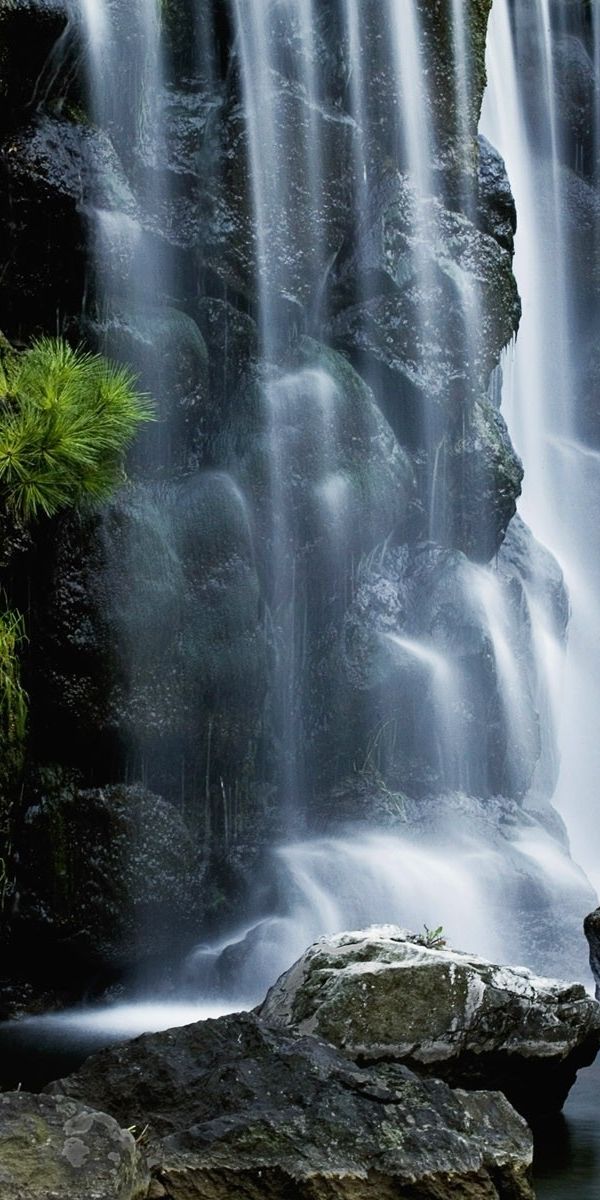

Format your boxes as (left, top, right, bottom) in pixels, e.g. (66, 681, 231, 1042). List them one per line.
(258, 925, 600, 1117)
(49, 1010, 534, 1200)
(0, 1091, 148, 1200)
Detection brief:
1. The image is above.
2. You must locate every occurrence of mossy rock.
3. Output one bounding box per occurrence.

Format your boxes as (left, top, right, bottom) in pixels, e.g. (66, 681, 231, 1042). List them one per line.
(0, 1091, 148, 1200)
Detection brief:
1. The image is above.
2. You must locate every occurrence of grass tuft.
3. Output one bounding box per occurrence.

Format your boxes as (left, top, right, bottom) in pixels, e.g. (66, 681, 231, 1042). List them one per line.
(0, 606, 27, 762)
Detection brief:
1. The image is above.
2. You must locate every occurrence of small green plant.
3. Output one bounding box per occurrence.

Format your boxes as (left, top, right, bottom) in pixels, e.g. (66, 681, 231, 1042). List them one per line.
(0, 337, 153, 521)
(0, 606, 27, 868)
(419, 924, 446, 950)
(0, 606, 27, 751)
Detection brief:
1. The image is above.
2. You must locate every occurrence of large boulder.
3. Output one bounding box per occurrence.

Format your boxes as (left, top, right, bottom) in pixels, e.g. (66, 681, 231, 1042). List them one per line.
(258, 926, 600, 1118)
(49, 1010, 534, 1200)
(0, 1091, 148, 1200)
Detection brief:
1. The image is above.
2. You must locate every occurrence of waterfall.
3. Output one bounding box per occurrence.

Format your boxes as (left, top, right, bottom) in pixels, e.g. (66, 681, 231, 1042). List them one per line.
(75, 0, 166, 313)
(482, 1, 600, 894)
(41, 0, 596, 1024)
(231, 2, 346, 815)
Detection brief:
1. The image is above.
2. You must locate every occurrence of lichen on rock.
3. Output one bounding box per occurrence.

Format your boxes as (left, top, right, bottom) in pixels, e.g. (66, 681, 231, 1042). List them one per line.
(0, 1091, 148, 1200)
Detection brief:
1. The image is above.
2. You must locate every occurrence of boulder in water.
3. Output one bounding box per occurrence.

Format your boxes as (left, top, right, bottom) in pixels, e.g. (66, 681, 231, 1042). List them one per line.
(49, 1010, 534, 1200)
(257, 925, 600, 1118)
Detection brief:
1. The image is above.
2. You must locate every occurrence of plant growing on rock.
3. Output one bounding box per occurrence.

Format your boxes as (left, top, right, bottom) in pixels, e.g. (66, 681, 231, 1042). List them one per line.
(0, 607, 26, 746)
(0, 605, 27, 847)
(0, 337, 153, 521)
(418, 924, 446, 949)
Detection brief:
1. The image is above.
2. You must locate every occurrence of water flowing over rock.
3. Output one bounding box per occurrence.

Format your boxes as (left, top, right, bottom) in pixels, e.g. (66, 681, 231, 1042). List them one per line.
(481, 0, 600, 899)
(48, 1010, 535, 1200)
(258, 926, 600, 1118)
(0, 0, 597, 1013)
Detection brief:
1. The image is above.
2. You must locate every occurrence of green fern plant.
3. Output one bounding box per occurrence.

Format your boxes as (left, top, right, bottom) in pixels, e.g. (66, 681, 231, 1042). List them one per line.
(0, 337, 153, 521)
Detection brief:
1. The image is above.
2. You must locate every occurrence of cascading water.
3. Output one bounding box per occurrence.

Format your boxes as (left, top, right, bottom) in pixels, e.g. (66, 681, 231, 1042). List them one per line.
(482, 1, 600, 895)
(212, 0, 589, 991)
(75, 0, 166, 310)
(27, 0, 598, 1035)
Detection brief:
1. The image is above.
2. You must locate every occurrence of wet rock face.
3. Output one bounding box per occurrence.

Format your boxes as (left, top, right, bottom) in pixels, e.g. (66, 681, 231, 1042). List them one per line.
(241, 339, 415, 581)
(584, 908, 600, 1001)
(258, 926, 600, 1119)
(477, 137, 518, 252)
(29, 473, 267, 803)
(203, 89, 360, 315)
(49, 1010, 535, 1200)
(0, 2, 68, 132)
(327, 167, 521, 558)
(12, 782, 201, 977)
(0, 1091, 148, 1200)
(498, 515, 569, 640)
(330, 174, 521, 414)
(0, 119, 85, 332)
(333, 530, 547, 802)
(87, 306, 210, 471)
(433, 399, 523, 561)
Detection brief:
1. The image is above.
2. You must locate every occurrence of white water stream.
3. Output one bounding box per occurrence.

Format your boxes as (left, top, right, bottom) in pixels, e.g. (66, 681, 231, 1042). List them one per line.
(482, 0, 600, 895)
